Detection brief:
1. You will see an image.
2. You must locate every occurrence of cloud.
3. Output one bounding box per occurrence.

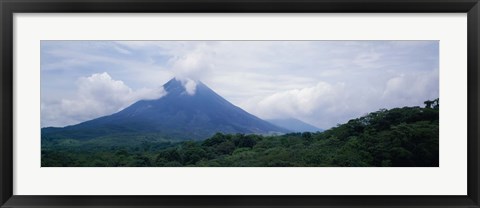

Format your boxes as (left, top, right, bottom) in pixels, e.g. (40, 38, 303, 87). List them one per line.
(41, 72, 166, 127)
(180, 78, 198, 95)
(249, 82, 340, 117)
(41, 41, 174, 89)
(169, 44, 214, 80)
(353, 51, 382, 68)
(240, 67, 439, 129)
(382, 69, 439, 104)
(113, 45, 132, 55)
(240, 81, 349, 128)
(41, 41, 439, 129)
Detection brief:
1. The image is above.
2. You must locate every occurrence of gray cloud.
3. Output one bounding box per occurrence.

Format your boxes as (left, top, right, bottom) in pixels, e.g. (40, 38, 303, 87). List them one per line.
(41, 41, 439, 129)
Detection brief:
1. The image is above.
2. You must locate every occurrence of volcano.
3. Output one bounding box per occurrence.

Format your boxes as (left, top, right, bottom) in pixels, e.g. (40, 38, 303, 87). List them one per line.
(42, 78, 288, 141)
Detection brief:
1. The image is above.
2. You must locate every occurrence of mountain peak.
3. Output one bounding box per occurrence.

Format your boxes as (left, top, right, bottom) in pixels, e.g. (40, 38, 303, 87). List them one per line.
(163, 78, 184, 91)
(163, 77, 201, 96)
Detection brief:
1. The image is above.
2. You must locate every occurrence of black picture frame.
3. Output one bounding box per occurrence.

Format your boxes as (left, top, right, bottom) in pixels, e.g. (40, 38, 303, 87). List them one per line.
(1, 0, 479, 207)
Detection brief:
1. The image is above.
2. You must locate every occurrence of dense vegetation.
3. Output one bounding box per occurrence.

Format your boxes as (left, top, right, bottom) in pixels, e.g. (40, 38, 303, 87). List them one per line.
(42, 100, 439, 167)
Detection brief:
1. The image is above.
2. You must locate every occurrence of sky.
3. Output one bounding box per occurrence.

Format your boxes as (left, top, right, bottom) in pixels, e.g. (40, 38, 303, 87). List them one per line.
(41, 41, 439, 129)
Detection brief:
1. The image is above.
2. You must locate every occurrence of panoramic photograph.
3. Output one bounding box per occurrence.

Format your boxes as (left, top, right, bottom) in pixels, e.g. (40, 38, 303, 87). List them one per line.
(41, 40, 439, 167)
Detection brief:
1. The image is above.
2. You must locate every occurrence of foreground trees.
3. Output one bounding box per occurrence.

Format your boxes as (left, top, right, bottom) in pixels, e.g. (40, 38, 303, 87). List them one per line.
(42, 100, 439, 167)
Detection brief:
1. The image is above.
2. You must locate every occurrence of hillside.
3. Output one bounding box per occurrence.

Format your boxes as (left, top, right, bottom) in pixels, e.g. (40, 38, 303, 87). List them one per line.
(42, 100, 439, 167)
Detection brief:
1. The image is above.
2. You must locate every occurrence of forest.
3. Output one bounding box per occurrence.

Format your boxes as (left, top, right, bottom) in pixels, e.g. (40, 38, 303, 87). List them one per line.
(42, 99, 439, 167)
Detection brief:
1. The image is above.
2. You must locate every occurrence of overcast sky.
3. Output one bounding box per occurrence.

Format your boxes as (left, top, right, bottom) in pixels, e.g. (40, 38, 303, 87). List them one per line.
(41, 41, 439, 129)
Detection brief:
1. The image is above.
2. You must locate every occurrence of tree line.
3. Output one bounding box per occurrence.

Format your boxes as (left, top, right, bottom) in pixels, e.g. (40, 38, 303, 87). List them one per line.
(42, 99, 439, 167)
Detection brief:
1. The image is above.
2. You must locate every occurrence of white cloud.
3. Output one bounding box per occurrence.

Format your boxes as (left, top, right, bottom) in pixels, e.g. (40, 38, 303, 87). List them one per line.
(175, 78, 198, 95)
(41, 72, 166, 127)
(250, 82, 340, 117)
(170, 50, 211, 79)
(240, 67, 439, 129)
(240, 81, 349, 128)
(184, 79, 197, 95)
(382, 69, 439, 105)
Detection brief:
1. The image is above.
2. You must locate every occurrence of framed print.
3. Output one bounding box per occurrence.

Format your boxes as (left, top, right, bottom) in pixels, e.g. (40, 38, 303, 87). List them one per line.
(1, 0, 479, 207)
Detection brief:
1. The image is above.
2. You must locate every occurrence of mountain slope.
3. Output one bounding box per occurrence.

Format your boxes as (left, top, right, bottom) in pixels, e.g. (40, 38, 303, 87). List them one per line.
(267, 118, 323, 132)
(42, 78, 288, 141)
